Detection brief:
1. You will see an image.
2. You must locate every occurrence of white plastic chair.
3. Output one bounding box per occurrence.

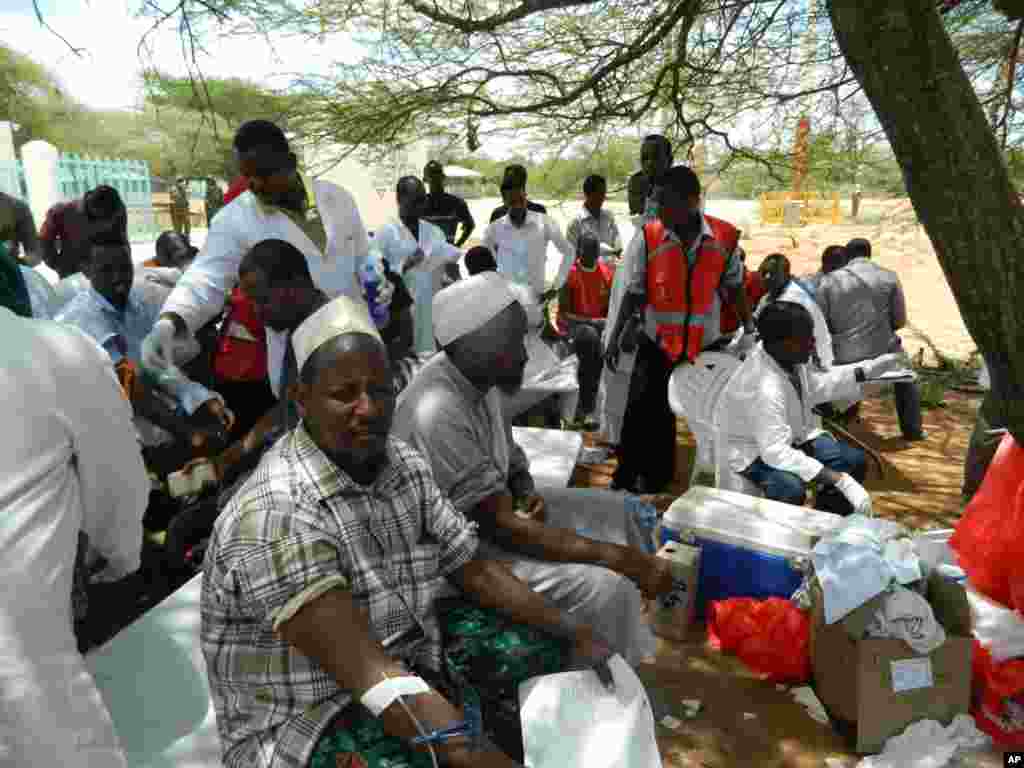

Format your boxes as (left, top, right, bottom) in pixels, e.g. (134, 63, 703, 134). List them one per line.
(668, 351, 761, 495)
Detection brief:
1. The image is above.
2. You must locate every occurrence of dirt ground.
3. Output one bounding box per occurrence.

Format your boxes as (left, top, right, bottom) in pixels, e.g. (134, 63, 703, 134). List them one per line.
(563, 195, 998, 763)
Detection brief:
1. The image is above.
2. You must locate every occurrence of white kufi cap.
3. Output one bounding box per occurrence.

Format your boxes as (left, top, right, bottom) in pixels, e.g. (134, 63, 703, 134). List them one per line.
(432, 271, 519, 347)
(291, 295, 382, 375)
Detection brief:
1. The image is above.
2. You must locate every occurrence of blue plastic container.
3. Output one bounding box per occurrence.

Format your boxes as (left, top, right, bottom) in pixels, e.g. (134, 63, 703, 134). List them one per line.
(658, 486, 843, 619)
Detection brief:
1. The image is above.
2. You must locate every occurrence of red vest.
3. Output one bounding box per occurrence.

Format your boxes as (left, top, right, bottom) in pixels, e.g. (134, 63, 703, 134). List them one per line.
(644, 220, 727, 364)
(212, 287, 268, 382)
(565, 261, 614, 319)
(704, 214, 739, 254)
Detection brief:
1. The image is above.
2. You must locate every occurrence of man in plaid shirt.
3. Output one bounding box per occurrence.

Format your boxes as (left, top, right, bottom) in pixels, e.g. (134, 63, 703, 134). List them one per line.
(201, 295, 609, 768)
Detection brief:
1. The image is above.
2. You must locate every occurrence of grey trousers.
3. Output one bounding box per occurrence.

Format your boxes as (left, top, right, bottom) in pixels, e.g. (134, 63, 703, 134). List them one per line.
(478, 487, 657, 666)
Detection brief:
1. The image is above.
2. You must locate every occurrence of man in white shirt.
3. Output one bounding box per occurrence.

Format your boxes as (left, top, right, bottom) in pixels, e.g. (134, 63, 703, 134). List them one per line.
(755, 253, 834, 369)
(0, 307, 149, 767)
(374, 175, 461, 355)
(565, 174, 622, 264)
(719, 301, 900, 515)
(141, 120, 371, 397)
(482, 168, 576, 305)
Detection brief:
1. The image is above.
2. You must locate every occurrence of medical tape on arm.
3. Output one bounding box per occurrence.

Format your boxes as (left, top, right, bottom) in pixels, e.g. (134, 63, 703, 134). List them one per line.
(361, 676, 431, 717)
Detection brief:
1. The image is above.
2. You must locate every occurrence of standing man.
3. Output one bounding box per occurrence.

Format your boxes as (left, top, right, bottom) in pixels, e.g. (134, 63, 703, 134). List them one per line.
(558, 233, 614, 429)
(565, 174, 623, 264)
(488, 164, 547, 223)
(600, 135, 676, 448)
(481, 168, 576, 305)
(39, 185, 128, 279)
(171, 178, 191, 237)
(0, 189, 42, 266)
(141, 120, 371, 399)
(375, 176, 462, 356)
(204, 177, 225, 227)
(816, 237, 926, 441)
(420, 160, 470, 288)
(1, 305, 149, 767)
(604, 165, 755, 493)
(422, 160, 475, 246)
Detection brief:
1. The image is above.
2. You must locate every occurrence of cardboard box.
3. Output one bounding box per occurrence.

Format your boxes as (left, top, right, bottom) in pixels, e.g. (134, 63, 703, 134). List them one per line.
(651, 542, 701, 642)
(809, 571, 972, 754)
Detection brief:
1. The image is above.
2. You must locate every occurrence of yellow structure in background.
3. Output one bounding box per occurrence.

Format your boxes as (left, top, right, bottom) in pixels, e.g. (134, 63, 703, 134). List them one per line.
(759, 190, 842, 225)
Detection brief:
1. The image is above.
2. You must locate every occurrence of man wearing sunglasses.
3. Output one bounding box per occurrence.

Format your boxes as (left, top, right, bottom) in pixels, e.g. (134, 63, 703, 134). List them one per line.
(142, 120, 373, 405)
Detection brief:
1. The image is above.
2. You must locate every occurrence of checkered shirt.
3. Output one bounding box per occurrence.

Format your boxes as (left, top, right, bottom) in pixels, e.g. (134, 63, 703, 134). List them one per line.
(201, 423, 479, 768)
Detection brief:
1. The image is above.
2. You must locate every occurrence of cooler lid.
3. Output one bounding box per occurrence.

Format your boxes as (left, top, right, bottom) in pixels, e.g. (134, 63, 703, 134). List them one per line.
(663, 486, 846, 556)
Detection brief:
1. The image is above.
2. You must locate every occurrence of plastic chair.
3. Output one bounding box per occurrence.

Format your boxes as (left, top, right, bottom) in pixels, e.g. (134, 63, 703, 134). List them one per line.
(667, 351, 761, 495)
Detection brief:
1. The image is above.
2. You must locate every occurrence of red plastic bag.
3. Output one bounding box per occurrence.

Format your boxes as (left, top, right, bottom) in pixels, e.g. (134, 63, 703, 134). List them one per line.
(971, 640, 1024, 747)
(951, 434, 1024, 611)
(707, 597, 811, 683)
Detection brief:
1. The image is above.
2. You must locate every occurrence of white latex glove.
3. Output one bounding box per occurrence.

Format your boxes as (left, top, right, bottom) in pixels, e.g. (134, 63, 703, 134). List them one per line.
(141, 317, 180, 371)
(834, 473, 873, 516)
(861, 352, 906, 380)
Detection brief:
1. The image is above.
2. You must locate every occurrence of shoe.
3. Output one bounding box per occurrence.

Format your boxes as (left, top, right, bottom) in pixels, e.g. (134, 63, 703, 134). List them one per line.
(903, 431, 928, 441)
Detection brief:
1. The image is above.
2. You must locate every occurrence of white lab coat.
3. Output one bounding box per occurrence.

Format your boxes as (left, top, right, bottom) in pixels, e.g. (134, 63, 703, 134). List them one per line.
(482, 211, 576, 301)
(375, 218, 460, 355)
(719, 344, 863, 482)
(0, 309, 149, 767)
(162, 189, 371, 397)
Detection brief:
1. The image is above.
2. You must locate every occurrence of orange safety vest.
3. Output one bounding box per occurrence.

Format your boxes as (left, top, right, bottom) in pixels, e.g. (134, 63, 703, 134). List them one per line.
(566, 261, 614, 319)
(704, 214, 739, 255)
(645, 220, 727, 364)
(212, 286, 268, 382)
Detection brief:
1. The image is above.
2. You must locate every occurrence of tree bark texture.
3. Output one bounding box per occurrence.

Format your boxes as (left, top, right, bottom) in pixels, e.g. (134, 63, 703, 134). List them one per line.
(829, 0, 1024, 442)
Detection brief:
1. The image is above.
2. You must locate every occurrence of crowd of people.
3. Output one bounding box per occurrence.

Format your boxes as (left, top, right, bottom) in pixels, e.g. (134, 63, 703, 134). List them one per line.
(0, 118, 961, 767)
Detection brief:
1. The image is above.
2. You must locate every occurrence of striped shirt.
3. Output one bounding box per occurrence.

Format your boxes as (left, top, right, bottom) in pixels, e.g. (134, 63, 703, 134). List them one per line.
(201, 424, 479, 768)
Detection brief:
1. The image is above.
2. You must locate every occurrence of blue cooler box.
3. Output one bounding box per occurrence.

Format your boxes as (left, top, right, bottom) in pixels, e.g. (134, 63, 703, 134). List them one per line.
(658, 486, 845, 618)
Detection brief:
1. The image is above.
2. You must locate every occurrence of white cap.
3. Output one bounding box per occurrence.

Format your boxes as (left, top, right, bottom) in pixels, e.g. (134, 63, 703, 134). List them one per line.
(291, 295, 382, 375)
(432, 271, 518, 347)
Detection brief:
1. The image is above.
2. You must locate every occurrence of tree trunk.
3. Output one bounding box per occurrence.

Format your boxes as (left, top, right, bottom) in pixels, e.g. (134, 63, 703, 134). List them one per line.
(828, 0, 1024, 442)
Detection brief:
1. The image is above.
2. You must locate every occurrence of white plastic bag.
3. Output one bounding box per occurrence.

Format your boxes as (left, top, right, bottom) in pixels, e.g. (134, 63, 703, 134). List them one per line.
(519, 654, 662, 768)
(966, 584, 1024, 662)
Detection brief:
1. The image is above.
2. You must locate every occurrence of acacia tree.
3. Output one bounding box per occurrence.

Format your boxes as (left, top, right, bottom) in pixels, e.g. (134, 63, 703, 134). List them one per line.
(47, 0, 1024, 437)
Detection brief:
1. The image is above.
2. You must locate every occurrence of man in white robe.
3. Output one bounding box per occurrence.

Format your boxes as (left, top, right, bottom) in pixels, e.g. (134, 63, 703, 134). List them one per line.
(374, 176, 461, 356)
(141, 120, 373, 398)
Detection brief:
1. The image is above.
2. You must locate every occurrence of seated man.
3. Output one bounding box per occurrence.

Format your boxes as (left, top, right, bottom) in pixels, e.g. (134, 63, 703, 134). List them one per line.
(201, 296, 610, 768)
(756, 253, 833, 369)
(56, 239, 232, 465)
(393, 273, 673, 665)
(557, 232, 613, 428)
(719, 301, 900, 515)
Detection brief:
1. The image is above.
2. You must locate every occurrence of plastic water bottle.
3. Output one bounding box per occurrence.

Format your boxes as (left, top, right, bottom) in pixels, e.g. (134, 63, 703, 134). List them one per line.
(361, 245, 391, 328)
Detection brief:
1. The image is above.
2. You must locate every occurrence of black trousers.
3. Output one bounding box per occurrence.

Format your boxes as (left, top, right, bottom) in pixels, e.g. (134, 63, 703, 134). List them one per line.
(568, 321, 603, 415)
(613, 335, 676, 493)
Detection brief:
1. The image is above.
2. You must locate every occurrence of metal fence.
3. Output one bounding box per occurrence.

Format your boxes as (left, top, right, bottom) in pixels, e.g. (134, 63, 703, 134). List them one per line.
(0, 160, 27, 199)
